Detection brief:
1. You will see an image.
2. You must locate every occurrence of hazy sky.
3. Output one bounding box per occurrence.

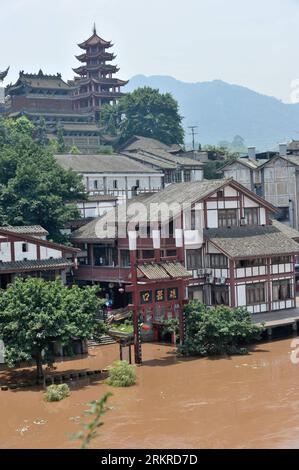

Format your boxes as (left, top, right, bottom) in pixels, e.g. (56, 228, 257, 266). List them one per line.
(1, 0, 299, 102)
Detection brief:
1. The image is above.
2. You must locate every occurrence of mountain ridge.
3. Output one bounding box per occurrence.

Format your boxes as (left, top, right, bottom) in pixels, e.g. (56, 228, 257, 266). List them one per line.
(124, 74, 299, 151)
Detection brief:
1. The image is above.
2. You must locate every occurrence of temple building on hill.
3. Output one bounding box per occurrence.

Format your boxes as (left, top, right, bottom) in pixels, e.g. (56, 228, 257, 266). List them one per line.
(3, 25, 128, 154)
(5, 69, 102, 154)
(71, 24, 128, 120)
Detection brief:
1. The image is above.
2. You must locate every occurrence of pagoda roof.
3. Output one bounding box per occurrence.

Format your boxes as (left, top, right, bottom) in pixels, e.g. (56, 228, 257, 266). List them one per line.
(8, 70, 71, 92)
(73, 77, 128, 87)
(73, 64, 119, 75)
(78, 26, 112, 50)
(75, 51, 116, 62)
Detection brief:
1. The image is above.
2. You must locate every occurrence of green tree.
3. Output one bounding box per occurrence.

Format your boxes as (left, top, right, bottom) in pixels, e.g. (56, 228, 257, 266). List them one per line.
(69, 145, 81, 155)
(56, 123, 66, 153)
(203, 145, 239, 179)
(181, 301, 263, 357)
(0, 277, 106, 382)
(35, 117, 48, 147)
(101, 87, 184, 146)
(0, 117, 86, 242)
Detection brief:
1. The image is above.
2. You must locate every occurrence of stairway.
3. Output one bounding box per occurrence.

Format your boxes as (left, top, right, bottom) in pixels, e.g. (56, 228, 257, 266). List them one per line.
(87, 335, 116, 348)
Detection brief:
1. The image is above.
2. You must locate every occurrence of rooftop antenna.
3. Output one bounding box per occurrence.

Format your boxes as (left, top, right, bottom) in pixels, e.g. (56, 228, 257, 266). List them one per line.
(188, 125, 199, 151)
(93, 22, 97, 35)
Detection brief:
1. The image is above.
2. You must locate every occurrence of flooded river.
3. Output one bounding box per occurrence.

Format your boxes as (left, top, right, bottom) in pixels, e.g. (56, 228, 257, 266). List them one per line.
(1, 338, 299, 449)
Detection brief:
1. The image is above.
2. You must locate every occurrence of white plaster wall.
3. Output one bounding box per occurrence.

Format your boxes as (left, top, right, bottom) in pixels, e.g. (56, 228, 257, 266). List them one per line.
(244, 196, 258, 208)
(224, 186, 238, 197)
(259, 208, 266, 224)
(40, 247, 62, 259)
(0, 242, 11, 262)
(207, 210, 218, 228)
(236, 285, 246, 306)
(191, 169, 203, 182)
(15, 242, 37, 261)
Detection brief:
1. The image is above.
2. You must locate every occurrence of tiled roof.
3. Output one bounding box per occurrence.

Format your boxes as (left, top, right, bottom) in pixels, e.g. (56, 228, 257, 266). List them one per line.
(0, 258, 73, 273)
(0, 225, 48, 236)
(72, 179, 277, 242)
(205, 226, 299, 258)
(121, 135, 175, 152)
(138, 264, 170, 280)
(55, 154, 162, 174)
(137, 261, 190, 280)
(272, 220, 299, 240)
(161, 262, 190, 278)
(122, 151, 177, 169)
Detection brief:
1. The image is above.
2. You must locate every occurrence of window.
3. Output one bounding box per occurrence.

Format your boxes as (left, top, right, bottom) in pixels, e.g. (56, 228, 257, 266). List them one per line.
(184, 170, 191, 182)
(209, 254, 228, 268)
(93, 180, 98, 189)
(136, 180, 140, 188)
(22, 243, 28, 253)
(212, 286, 229, 306)
(236, 258, 265, 268)
(186, 249, 202, 270)
(244, 207, 259, 225)
(166, 249, 177, 257)
(272, 279, 292, 301)
(217, 190, 224, 198)
(246, 283, 266, 305)
(113, 180, 118, 190)
(272, 256, 291, 265)
(93, 246, 118, 267)
(175, 170, 182, 183)
(141, 250, 155, 260)
(218, 209, 238, 227)
(120, 250, 131, 267)
(164, 171, 173, 184)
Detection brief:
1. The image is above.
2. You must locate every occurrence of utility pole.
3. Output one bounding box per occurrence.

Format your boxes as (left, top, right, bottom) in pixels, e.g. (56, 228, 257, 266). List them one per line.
(188, 125, 199, 151)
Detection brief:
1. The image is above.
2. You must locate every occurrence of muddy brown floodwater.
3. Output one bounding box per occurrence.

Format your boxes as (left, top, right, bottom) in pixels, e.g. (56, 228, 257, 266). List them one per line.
(1, 339, 299, 449)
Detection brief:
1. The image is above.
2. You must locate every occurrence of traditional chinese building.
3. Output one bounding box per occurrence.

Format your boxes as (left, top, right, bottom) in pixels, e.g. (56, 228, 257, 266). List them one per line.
(71, 178, 299, 342)
(4, 26, 128, 154)
(0, 225, 79, 289)
(72, 24, 128, 120)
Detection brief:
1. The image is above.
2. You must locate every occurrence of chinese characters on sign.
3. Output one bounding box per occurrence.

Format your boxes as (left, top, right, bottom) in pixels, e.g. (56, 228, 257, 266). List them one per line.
(155, 289, 165, 302)
(167, 287, 179, 301)
(140, 288, 179, 304)
(140, 290, 153, 304)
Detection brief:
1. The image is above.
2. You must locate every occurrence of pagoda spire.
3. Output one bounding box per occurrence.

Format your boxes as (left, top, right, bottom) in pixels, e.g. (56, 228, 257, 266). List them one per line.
(93, 22, 97, 35)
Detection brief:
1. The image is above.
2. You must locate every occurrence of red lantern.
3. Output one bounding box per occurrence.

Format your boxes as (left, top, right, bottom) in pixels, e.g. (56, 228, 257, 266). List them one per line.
(142, 324, 151, 331)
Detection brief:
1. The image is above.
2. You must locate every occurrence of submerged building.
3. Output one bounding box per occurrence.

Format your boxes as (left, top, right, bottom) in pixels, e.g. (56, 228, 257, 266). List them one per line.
(71, 178, 299, 338)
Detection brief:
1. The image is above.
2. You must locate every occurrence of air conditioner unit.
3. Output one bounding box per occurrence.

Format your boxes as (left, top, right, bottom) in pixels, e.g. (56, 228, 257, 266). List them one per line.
(206, 276, 214, 284)
(220, 277, 227, 285)
(197, 268, 205, 276)
(240, 218, 247, 226)
(205, 268, 213, 275)
(215, 277, 222, 285)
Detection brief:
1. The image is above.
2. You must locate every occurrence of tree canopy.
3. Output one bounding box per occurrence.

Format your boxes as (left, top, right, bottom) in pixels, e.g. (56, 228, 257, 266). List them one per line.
(0, 116, 86, 242)
(0, 277, 106, 381)
(181, 301, 263, 357)
(101, 87, 184, 146)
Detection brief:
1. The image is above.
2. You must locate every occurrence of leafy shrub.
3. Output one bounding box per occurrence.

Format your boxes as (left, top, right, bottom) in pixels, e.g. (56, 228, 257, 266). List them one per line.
(44, 383, 70, 402)
(106, 360, 136, 387)
(180, 301, 263, 357)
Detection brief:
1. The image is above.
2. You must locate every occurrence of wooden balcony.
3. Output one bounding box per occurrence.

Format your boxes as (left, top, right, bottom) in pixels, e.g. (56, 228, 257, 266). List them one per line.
(75, 265, 130, 283)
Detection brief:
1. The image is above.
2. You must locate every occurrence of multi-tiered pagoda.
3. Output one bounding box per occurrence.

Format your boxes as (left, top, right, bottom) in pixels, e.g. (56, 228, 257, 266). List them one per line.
(72, 25, 128, 120)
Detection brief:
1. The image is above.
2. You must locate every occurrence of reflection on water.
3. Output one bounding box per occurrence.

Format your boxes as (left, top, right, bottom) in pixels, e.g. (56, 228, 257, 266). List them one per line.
(1, 340, 299, 449)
